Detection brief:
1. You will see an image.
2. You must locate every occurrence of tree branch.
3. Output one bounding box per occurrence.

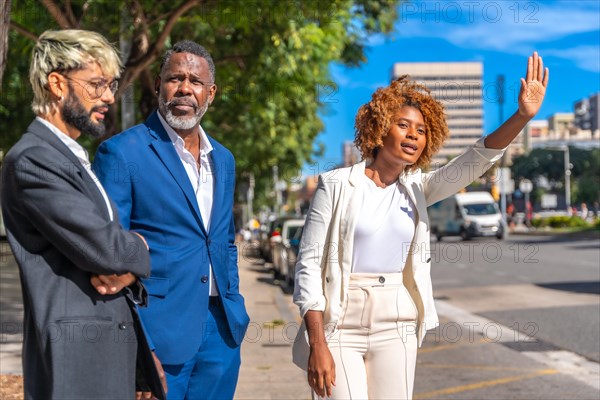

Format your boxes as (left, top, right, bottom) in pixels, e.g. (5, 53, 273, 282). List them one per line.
(214, 54, 248, 70)
(9, 21, 38, 42)
(1, 0, 12, 87)
(119, 0, 201, 91)
(147, 11, 172, 26)
(41, 0, 73, 29)
(63, 0, 79, 28)
(145, 0, 175, 25)
(131, 0, 150, 46)
(130, 0, 201, 69)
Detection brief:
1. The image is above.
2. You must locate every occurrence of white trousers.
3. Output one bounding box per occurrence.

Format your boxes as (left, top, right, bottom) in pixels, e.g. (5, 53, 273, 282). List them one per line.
(324, 273, 418, 400)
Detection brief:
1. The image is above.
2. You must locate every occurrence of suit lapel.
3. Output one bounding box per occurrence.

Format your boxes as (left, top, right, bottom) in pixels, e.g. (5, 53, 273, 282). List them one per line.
(28, 119, 112, 221)
(145, 112, 207, 235)
(207, 142, 224, 234)
(340, 162, 365, 268)
(343, 161, 365, 239)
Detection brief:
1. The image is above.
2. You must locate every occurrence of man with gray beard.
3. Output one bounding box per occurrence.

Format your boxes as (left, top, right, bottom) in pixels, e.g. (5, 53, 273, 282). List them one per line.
(93, 41, 250, 399)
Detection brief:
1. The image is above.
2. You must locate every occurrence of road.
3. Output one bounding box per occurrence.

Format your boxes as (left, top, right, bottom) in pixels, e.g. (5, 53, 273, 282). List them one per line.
(430, 233, 600, 363)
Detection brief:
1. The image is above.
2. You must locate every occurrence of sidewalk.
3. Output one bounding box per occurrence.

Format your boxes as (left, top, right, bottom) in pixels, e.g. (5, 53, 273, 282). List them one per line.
(235, 243, 310, 399)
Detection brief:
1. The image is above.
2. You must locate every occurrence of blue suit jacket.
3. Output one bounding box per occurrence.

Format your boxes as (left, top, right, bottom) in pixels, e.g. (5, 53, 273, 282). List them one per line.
(93, 111, 249, 365)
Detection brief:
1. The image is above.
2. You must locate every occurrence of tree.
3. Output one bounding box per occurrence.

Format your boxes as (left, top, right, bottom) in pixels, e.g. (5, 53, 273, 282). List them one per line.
(511, 147, 600, 205)
(2, 0, 398, 206)
(0, 0, 11, 87)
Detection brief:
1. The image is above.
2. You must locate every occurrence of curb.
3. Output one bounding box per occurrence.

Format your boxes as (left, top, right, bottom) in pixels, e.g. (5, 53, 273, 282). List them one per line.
(509, 229, 600, 240)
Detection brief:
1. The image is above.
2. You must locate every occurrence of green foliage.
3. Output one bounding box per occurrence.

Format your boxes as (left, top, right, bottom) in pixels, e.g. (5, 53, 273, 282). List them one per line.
(511, 147, 600, 206)
(572, 175, 600, 205)
(512, 148, 563, 182)
(2, 0, 399, 208)
(531, 215, 590, 228)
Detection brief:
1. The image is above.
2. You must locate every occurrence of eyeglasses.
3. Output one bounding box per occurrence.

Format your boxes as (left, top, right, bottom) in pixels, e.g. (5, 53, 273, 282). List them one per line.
(62, 75, 119, 99)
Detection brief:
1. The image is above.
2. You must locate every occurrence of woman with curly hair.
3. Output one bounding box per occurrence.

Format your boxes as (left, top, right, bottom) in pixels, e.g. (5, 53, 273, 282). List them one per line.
(292, 53, 548, 399)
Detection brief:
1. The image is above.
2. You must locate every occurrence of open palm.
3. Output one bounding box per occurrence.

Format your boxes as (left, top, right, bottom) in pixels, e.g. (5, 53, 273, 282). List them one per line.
(518, 52, 549, 118)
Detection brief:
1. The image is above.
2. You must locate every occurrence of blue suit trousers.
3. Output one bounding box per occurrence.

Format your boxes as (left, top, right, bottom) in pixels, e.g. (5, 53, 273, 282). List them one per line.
(162, 298, 241, 400)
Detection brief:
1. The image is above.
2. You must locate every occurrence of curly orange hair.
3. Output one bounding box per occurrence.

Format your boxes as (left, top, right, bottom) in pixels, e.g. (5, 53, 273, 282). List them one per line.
(354, 75, 450, 172)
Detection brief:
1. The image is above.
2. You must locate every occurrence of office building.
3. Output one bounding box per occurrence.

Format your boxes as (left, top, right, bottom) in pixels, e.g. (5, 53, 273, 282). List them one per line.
(574, 92, 599, 137)
(391, 62, 484, 167)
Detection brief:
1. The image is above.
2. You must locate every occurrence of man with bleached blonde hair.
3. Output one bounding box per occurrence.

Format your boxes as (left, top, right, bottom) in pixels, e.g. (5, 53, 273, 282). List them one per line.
(1, 29, 164, 399)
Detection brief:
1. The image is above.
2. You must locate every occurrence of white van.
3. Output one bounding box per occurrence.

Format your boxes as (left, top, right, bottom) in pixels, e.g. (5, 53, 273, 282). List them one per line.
(429, 191, 504, 241)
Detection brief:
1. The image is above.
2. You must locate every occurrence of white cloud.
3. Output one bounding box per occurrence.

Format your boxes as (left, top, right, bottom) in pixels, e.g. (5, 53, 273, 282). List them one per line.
(544, 45, 600, 73)
(394, 1, 600, 58)
(330, 64, 388, 90)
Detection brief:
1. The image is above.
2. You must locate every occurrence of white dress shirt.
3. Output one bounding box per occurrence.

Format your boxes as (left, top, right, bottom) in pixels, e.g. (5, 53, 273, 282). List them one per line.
(157, 112, 219, 296)
(37, 117, 114, 221)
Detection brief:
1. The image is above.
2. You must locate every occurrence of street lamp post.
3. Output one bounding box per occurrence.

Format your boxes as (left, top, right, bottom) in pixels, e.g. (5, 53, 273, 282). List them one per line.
(563, 145, 571, 211)
(519, 179, 533, 226)
(272, 165, 284, 216)
(247, 172, 255, 221)
(543, 145, 572, 212)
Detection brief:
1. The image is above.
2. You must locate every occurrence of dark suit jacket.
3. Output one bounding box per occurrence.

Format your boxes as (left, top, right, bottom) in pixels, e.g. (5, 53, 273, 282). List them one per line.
(93, 111, 250, 365)
(0, 119, 159, 399)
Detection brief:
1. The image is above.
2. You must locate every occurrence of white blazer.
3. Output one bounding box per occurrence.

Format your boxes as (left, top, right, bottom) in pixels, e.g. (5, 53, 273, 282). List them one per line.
(292, 138, 505, 369)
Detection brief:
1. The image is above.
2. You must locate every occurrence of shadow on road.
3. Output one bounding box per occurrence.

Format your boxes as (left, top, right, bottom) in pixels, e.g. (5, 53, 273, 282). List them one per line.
(536, 281, 600, 295)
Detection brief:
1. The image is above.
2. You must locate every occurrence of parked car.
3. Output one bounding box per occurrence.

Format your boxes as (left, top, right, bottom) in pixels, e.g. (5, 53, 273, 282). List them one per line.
(270, 217, 305, 285)
(0, 206, 5, 239)
(429, 191, 504, 241)
(283, 224, 304, 288)
(257, 220, 276, 263)
(0, 188, 5, 239)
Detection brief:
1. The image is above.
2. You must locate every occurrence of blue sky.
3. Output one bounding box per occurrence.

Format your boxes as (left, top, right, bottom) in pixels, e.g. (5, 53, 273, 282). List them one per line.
(309, 0, 600, 173)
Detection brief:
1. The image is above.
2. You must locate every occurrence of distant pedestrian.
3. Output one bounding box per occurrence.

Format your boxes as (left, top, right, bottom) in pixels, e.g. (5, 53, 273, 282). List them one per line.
(526, 200, 533, 227)
(580, 202, 589, 221)
(292, 53, 549, 399)
(507, 203, 516, 228)
(249, 217, 261, 240)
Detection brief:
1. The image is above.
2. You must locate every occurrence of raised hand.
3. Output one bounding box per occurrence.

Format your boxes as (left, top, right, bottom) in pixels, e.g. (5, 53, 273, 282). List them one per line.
(518, 52, 549, 118)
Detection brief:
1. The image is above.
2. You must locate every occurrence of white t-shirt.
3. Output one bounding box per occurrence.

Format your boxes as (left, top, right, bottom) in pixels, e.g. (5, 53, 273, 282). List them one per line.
(351, 174, 416, 273)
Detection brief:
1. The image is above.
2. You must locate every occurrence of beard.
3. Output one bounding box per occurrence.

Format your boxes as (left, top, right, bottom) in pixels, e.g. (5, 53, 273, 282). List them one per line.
(61, 88, 107, 138)
(158, 93, 208, 130)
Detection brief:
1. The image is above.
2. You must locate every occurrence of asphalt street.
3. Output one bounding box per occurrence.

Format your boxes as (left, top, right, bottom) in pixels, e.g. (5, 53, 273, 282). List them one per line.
(430, 233, 600, 363)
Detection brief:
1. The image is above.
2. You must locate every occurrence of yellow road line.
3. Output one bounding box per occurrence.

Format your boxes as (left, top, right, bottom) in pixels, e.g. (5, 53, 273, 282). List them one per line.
(419, 338, 489, 354)
(419, 343, 463, 354)
(414, 369, 559, 399)
(418, 363, 539, 372)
